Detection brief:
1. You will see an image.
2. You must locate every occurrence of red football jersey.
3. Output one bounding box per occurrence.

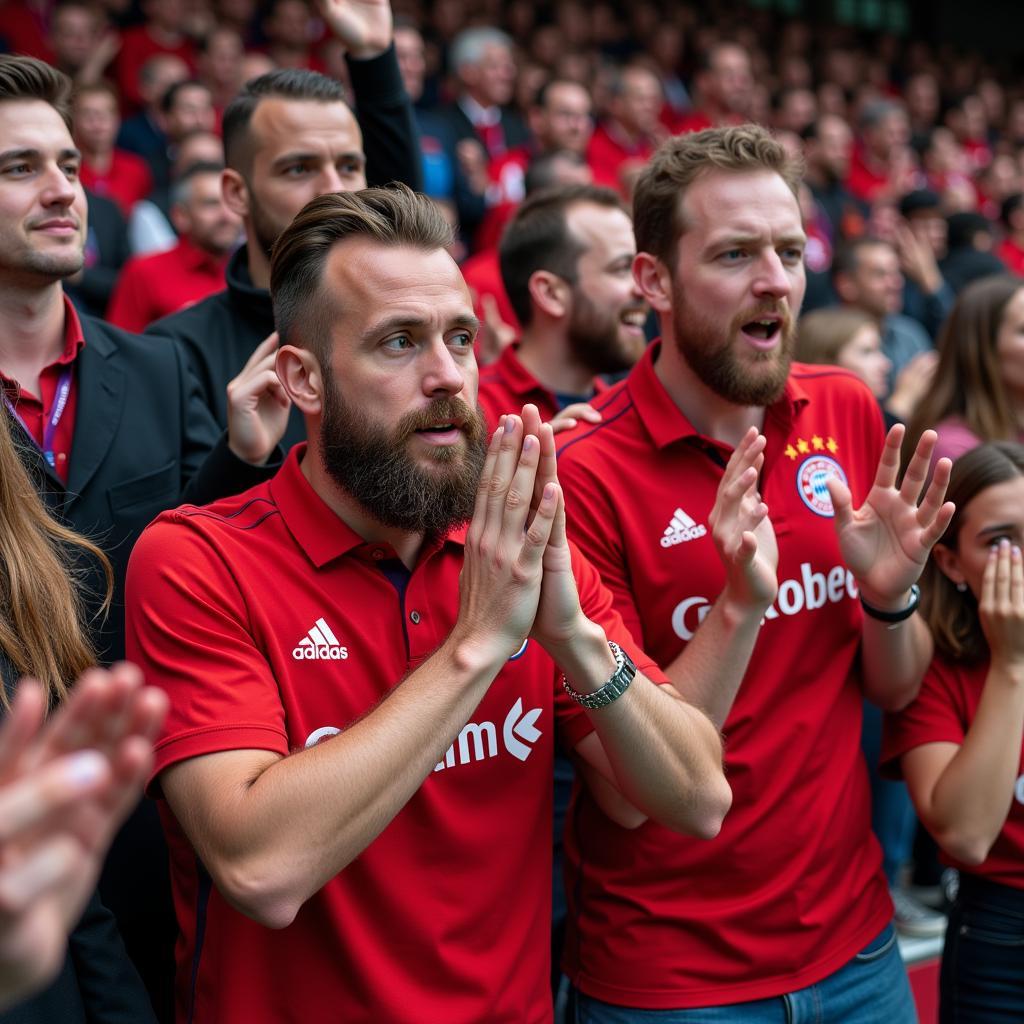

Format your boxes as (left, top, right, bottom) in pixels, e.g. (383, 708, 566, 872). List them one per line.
(555, 342, 892, 1008)
(127, 444, 664, 1024)
(883, 655, 1024, 890)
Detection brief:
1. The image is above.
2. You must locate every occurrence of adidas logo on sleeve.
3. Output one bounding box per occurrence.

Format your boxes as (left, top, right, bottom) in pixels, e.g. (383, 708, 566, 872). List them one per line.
(660, 507, 708, 547)
(293, 617, 349, 660)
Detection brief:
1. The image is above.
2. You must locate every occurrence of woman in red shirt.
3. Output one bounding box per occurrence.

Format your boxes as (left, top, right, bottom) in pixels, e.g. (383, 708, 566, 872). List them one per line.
(884, 441, 1024, 1022)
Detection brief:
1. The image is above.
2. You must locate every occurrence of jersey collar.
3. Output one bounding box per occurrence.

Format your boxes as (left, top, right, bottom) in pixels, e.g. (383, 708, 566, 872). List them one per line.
(271, 444, 470, 569)
(627, 340, 811, 450)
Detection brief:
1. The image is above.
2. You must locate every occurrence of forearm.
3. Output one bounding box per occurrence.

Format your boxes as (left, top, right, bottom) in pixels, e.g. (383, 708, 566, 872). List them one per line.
(922, 665, 1024, 863)
(663, 591, 768, 730)
(181, 637, 503, 928)
(860, 603, 931, 710)
(559, 621, 731, 838)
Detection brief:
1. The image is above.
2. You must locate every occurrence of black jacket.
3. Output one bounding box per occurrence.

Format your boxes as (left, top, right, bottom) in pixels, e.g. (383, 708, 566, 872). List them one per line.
(0, 656, 156, 1024)
(146, 43, 422, 450)
(16, 312, 278, 669)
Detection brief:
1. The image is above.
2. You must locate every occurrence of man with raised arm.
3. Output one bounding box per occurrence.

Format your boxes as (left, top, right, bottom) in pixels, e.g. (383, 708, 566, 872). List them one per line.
(556, 124, 955, 1022)
(127, 185, 782, 1023)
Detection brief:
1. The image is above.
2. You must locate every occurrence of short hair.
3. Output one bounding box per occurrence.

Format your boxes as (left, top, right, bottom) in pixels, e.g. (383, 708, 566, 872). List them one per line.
(533, 76, 584, 110)
(170, 160, 225, 206)
(523, 148, 587, 195)
(498, 184, 626, 328)
(222, 68, 348, 175)
(795, 307, 876, 365)
(270, 185, 452, 363)
(0, 55, 73, 129)
(633, 124, 803, 270)
(160, 78, 210, 115)
(859, 98, 904, 131)
(830, 236, 891, 281)
(449, 27, 512, 75)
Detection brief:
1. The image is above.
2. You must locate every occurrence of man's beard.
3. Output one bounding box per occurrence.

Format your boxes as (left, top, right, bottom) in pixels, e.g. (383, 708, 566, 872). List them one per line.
(320, 380, 489, 536)
(671, 284, 795, 407)
(251, 198, 285, 263)
(566, 289, 647, 378)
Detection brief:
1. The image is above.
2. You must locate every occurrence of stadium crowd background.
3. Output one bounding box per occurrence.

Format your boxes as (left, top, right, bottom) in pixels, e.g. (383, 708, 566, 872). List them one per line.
(1, 0, 1023, 1020)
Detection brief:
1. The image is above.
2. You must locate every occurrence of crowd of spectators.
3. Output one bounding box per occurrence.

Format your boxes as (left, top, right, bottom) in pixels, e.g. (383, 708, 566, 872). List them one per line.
(1, 0, 1023, 1021)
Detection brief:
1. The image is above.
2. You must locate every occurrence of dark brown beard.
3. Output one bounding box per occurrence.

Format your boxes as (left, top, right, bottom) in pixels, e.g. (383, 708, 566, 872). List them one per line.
(320, 381, 489, 536)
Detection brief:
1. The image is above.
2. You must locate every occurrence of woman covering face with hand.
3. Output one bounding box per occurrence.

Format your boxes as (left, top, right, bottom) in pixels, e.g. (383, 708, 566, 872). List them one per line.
(882, 442, 1024, 1023)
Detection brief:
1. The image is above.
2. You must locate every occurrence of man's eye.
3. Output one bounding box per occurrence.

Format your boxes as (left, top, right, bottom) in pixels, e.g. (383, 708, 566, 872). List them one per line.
(282, 164, 310, 177)
(780, 248, 805, 264)
(383, 335, 413, 350)
(720, 249, 747, 262)
(449, 331, 474, 348)
(3, 163, 30, 176)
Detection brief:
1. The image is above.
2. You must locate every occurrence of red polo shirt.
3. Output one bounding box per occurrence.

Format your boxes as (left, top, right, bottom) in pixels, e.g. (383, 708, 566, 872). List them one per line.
(555, 342, 892, 1008)
(997, 237, 1024, 277)
(106, 238, 230, 332)
(478, 343, 607, 428)
(0, 296, 84, 483)
(586, 123, 655, 195)
(883, 655, 1024, 890)
(126, 443, 664, 1024)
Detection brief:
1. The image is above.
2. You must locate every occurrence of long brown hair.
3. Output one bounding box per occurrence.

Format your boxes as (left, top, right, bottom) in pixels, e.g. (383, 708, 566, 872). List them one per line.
(921, 441, 1024, 663)
(0, 410, 112, 706)
(902, 275, 1024, 466)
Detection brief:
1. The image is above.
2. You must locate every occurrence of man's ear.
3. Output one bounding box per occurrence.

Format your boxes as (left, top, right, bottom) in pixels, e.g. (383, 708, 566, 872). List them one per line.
(221, 167, 250, 220)
(633, 252, 672, 314)
(932, 543, 966, 587)
(276, 344, 323, 417)
(527, 270, 570, 320)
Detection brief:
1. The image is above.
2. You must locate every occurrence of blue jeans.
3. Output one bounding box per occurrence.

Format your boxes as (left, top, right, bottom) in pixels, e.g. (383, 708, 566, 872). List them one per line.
(568, 924, 916, 1023)
(940, 874, 1024, 1023)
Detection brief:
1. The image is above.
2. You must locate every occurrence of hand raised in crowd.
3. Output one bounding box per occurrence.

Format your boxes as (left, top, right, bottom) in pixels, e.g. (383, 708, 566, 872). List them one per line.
(519, 403, 594, 656)
(978, 539, 1024, 675)
(708, 427, 779, 612)
(894, 219, 943, 296)
(455, 412, 559, 665)
(826, 424, 955, 609)
(226, 331, 291, 466)
(0, 664, 166, 1012)
(885, 348, 938, 423)
(316, 0, 393, 60)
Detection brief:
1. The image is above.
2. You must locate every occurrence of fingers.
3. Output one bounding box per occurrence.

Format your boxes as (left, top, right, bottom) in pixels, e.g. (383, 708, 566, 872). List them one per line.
(1013, 544, 1024, 612)
(0, 751, 110, 845)
(898, 429, 938, 504)
(872, 423, 905, 492)
(471, 418, 506, 529)
(240, 331, 280, 373)
(520, 483, 559, 570)
(825, 474, 854, 532)
(0, 835, 87, 918)
(980, 542, 998, 613)
(482, 415, 526, 533)
(501, 430, 542, 540)
(0, 680, 48, 781)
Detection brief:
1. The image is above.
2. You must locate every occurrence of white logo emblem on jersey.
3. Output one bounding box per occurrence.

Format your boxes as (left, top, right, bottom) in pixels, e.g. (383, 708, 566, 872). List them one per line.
(433, 699, 543, 772)
(797, 455, 847, 517)
(661, 506, 708, 547)
(292, 617, 349, 660)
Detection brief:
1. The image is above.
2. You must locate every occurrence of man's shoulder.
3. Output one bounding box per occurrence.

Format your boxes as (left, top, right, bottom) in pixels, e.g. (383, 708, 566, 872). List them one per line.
(146, 286, 233, 343)
(80, 311, 182, 368)
(556, 381, 638, 468)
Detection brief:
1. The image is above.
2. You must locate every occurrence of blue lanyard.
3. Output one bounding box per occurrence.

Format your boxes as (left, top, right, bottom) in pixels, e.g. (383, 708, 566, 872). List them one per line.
(3, 366, 73, 468)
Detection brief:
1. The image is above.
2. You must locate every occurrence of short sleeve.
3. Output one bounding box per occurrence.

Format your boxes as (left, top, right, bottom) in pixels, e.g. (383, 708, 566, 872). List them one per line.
(881, 658, 969, 780)
(126, 513, 290, 796)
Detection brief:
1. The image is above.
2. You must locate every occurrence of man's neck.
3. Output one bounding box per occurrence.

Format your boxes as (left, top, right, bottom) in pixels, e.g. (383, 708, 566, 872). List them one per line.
(301, 447, 426, 570)
(516, 328, 595, 398)
(654, 335, 765, 448)
(246, 235, 271, 290)
(0, 281, 68, 398)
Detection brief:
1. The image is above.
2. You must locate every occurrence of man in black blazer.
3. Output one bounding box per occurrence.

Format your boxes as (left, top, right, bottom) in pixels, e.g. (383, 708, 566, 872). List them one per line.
(0, 56, 289, 1020)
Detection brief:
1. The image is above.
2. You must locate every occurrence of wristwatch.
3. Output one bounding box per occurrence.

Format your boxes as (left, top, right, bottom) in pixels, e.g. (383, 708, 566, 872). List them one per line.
(562, 641, 637, 709)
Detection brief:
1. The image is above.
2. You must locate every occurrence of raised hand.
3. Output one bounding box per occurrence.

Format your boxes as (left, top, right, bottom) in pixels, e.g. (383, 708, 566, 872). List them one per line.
(0, 664, 166, 1011)
(979, 540, 1024, 673)
(827, 424, 955, 608)
(315, 0, 393, 59)
(550, 402, 602, 435)
(454, 414, 559, 665)
(708, 428, 778, 611)
(226, 332, 291, 465)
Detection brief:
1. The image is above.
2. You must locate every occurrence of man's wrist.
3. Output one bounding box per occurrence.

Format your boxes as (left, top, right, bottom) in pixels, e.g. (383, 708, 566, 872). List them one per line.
(859, 584, 919, 623)
(548, 619, 618, 696)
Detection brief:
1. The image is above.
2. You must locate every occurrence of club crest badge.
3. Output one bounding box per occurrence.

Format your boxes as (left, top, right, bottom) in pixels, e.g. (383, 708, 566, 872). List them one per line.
(797, 455, 847, 517)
